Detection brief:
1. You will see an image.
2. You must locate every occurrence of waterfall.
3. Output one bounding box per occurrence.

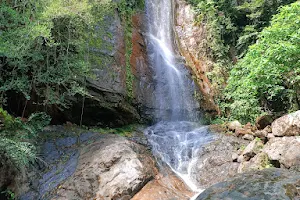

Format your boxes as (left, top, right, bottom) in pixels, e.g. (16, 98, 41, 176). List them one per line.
(145, 0, 199, 121)
(144, 0, 215, 194)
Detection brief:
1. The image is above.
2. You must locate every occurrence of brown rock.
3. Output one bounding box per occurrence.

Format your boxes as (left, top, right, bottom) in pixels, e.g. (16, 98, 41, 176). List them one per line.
(253, 130, 268, 139)
(271, 110, 300, 136)
(132, 173, 194, 200)
(244, 122, 257, 132)
(255, 115, 273, 130)
(236, 128, 253, 137)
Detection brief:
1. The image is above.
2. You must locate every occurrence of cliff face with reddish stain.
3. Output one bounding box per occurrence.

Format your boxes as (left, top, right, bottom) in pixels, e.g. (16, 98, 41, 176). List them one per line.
(130, 13, 155, 121)
(65, 1, 219, 126)
(174, 0, 220, 116)
(65, 11, 146, 127)
(68, 11, 155, 126)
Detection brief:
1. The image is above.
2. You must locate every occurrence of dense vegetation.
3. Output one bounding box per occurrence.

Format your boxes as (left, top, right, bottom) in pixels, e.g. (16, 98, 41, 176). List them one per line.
(188, 0, 299, 122)
(224, 2, 300, 122)
(0, 0, 143, 179)
(0, 0, 142, 112)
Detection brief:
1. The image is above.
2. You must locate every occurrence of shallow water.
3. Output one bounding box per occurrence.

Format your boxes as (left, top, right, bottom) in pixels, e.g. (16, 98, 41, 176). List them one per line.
(144, 121, 215, 191)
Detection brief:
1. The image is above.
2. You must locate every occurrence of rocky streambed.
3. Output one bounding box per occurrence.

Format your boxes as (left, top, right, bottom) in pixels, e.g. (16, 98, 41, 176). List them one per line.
(3, 111, 300, 200)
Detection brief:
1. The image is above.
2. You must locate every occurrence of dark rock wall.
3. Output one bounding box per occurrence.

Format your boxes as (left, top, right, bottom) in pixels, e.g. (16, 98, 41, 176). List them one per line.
(130, 14, 156, 123)
(65, 10, 154, 127)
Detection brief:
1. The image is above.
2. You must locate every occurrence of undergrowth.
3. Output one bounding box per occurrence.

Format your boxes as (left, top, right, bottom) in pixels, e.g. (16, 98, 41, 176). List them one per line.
(0, 108, 51, 169)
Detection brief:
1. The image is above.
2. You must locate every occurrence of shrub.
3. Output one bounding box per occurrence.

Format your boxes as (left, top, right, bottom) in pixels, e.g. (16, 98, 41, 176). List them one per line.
(0, 111, 51, 169)
(223, 2, 300, 123)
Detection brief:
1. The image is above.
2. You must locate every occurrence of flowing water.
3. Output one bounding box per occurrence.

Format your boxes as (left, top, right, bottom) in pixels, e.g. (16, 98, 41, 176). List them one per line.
(145, 0, 199, 121)
(144, 0, 215, 195)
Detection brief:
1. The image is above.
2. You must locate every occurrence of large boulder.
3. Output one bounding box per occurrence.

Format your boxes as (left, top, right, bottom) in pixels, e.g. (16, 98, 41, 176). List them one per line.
(263, 136, 300, 171)
(52, 135, 157, 200)
(190, 134, 249, 188)
(18, 127, 157, 200)
(238, 136, 300, 173)
(238, 152, 271, 173)
(196, 168, 300, 200)
(235, 122, 256, 137)
(272, 110, 300, 136)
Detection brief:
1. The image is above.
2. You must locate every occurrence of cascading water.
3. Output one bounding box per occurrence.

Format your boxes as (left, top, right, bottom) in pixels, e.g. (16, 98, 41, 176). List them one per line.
(145, 0, 198, 121)
(144, 0, 215, 196)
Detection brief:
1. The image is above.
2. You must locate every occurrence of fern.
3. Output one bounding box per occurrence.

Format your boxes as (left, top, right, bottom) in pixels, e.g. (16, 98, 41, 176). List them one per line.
(0, 110, 50, 169)
(0, 138, 37, 168)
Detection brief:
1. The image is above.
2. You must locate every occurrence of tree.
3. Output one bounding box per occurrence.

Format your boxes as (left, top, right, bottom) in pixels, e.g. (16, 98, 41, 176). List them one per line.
(223, 2, 300, 123)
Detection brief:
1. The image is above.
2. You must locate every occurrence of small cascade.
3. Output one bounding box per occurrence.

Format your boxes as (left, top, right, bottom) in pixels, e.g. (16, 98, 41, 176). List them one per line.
(144, 122, 214, 191)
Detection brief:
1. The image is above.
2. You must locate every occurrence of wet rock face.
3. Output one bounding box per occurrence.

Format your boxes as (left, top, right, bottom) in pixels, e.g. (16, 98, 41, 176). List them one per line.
(130, 13, 156, 122)
(196, 168, 300, 200)
(64, 10, 140, 127)
(174, 0, 219, 115)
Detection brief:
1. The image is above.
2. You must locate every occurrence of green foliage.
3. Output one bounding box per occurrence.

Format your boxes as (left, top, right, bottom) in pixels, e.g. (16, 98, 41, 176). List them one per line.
(223, 2, 300, 123)
(188, 0, 296, 99)
(0, 110, 50, 169)
(0, 0, 144, 112)
(0, 108, 14, 127)
(1, 189, 15, 200)
(0, 0, 93, 108)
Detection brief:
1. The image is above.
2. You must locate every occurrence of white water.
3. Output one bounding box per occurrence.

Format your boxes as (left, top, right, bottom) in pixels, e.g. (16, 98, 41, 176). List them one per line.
(145, 0, 214, 197)
(144, 122, 214, 192)
(145, 0, 199, 121)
